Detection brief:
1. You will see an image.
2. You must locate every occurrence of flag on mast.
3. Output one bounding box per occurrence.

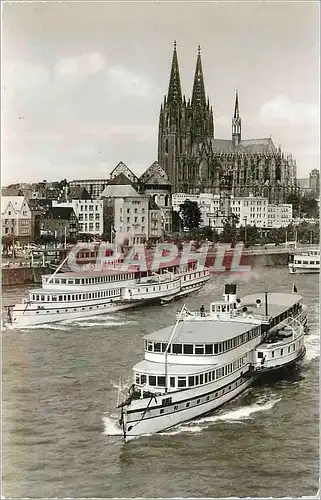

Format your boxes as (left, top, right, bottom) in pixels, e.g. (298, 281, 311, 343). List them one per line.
(292, 283, 298, 293)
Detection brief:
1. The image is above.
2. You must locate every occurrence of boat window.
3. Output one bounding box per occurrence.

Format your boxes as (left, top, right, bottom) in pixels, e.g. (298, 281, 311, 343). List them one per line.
(135, 374, 140, 384)
(221, 305, 227, 312)
(58, 296, 63, 301)
(214, 344, 219, 354)
(75, 279, 80, 284)
(147, 342, 153, 351)
(195, 345, 204, 355)
(212, 371, 216, 380)
(161, 343, 168, 352)
(280, 349, 283, 355)
(183, 344, 193, 354)
(154, 343, 161, 352)
(41, 295, 45, 301)
(195, 376, 199, 385)
(205, 344, 213, 355)
(188, 376, 195, 387)
(170, 377, 175, 387)
(52, 296, 57, 301)
(177, 377, 186, 387)
(141, 375, 147, 384)
(172, 344, 182, 354)
(257, 352, 263, 358)
(162, 397, 172, 406)
(149, 376, 156, 386)
(272, 351, 275, 357)
(218, 343, 223, 353)
(157, 376, 166, 387)
(160, 409, 165, 414)
(205, 373, 208, 383)
(61, 279, 67, 284)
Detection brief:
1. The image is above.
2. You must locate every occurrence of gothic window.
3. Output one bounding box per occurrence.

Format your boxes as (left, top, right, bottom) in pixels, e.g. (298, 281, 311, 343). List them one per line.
(165, 195, 169, 207)
(165, 139, 169, 154)
(199, 159, 208, 181)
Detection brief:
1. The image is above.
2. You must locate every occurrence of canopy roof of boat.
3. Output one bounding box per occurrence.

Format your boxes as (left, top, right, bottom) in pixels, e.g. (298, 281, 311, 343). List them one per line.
(133, 360, 217, 374)
(240, 292, 303, 309)
(144, 320, 255, 344)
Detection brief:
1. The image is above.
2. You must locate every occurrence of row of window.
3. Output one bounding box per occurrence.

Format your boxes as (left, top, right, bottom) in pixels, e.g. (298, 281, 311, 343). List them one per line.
(32, 288, 121, 302)
(135, 356, 247, 388)
(258, 338, 303, 359)
(294, 260, 319, 265)
(45, 273, 135, 285)
(145, 327, 260, 355)
(79, 205, 100, 211)
(158, 379, 245, 414)
(78, 213, 101, 221)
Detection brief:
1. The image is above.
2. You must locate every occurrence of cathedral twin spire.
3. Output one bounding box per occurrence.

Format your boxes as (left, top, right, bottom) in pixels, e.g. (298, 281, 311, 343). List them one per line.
(167, 40, 182, 105)
(166, 41, 207, 109)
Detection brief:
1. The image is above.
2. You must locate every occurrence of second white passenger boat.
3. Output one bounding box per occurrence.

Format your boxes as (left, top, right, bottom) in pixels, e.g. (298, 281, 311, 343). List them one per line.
(6, 257, 210, 328)
(117, 284, 307, 441)
(288, 248, 320, 274)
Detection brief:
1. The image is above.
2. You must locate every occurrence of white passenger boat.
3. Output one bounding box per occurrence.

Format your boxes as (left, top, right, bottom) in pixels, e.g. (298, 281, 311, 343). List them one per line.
(288, 248, 320, 274)
(117, 284, 307, 441)
(251, 316, 306, 377)
(6, 256, 210, 328)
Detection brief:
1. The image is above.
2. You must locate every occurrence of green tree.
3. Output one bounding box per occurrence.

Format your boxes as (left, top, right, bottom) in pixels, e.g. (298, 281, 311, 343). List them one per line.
(171, 210, 182, 232)
(219, 217, 238, 244)
(179, 200, 202, 231)
(238, 225, 262, 247)
(286, 193, 319, 218)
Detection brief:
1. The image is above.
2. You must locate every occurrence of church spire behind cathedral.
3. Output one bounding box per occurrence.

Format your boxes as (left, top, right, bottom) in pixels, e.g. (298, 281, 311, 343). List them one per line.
(191, 45, 207, 108)
(234, 89, 240, 119)
(167, 40, 182, 105)
(232, 89, 241, 147)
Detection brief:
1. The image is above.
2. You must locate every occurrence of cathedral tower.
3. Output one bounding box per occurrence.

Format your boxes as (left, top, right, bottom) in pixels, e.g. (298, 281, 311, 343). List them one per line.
(232, 90, 242, 147)
(189, 46, 214, 143)
(158, 41, 186, 192)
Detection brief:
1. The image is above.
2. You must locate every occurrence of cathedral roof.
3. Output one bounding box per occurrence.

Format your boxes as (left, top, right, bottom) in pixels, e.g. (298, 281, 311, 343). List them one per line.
(211, 137, 277, 154)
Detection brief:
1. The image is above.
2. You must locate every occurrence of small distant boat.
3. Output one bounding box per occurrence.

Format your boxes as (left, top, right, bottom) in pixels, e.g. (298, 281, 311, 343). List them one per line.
(288, 248, 320, 274)
(116, 284, 307, 441)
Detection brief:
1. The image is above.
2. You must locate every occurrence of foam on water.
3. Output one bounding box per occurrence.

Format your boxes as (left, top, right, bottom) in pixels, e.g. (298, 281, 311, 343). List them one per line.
(161, 396, 282, 436)
(102, 415, 123, 436)
(304, 331, 320, 362)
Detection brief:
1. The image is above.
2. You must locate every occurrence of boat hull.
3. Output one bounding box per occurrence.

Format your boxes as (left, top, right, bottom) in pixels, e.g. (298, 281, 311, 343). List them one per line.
(122, 374, 252, 441)
(289, 266, 319, 274)
(7, 300, 143, 329)
(253, 345, 306, 382)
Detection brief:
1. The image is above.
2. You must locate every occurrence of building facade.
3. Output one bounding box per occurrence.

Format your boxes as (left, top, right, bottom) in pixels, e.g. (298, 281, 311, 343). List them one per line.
(158, 42, 298, 202)
(309, 169, 320, 198)
(52, 200, 104, 235)
(109, 161, 172, 234)
(100, 175, 151, 244)
(1, 196, 32, 243)
(41, 206, 78, 239)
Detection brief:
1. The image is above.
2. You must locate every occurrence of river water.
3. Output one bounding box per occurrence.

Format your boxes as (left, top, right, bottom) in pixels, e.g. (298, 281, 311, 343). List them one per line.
(2, 267, 319, 498)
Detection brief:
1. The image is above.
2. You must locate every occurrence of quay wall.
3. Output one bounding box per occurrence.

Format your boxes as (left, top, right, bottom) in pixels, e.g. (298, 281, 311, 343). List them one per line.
(2, 267, 48, 286)
(1, 251, 288, 286)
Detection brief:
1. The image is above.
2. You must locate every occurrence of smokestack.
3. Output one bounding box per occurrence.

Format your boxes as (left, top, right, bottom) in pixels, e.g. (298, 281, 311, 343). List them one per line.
(265, 292, 268, 317)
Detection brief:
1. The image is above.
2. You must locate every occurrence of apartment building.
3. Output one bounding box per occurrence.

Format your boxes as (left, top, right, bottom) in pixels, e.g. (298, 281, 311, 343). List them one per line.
(266, 204, 293, 228)
(1, 196, 32, 243)
(230, 195, 268, 228)
(100, 175, 152, 244)
(52, 200, 104, 235)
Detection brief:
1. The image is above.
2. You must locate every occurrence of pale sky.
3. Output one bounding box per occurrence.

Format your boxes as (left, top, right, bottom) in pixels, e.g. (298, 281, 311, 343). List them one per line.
(2, 1, 320, 185)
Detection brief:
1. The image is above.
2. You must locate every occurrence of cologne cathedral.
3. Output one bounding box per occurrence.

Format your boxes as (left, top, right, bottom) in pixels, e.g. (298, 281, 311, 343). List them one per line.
(158, 42, 298, 203)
